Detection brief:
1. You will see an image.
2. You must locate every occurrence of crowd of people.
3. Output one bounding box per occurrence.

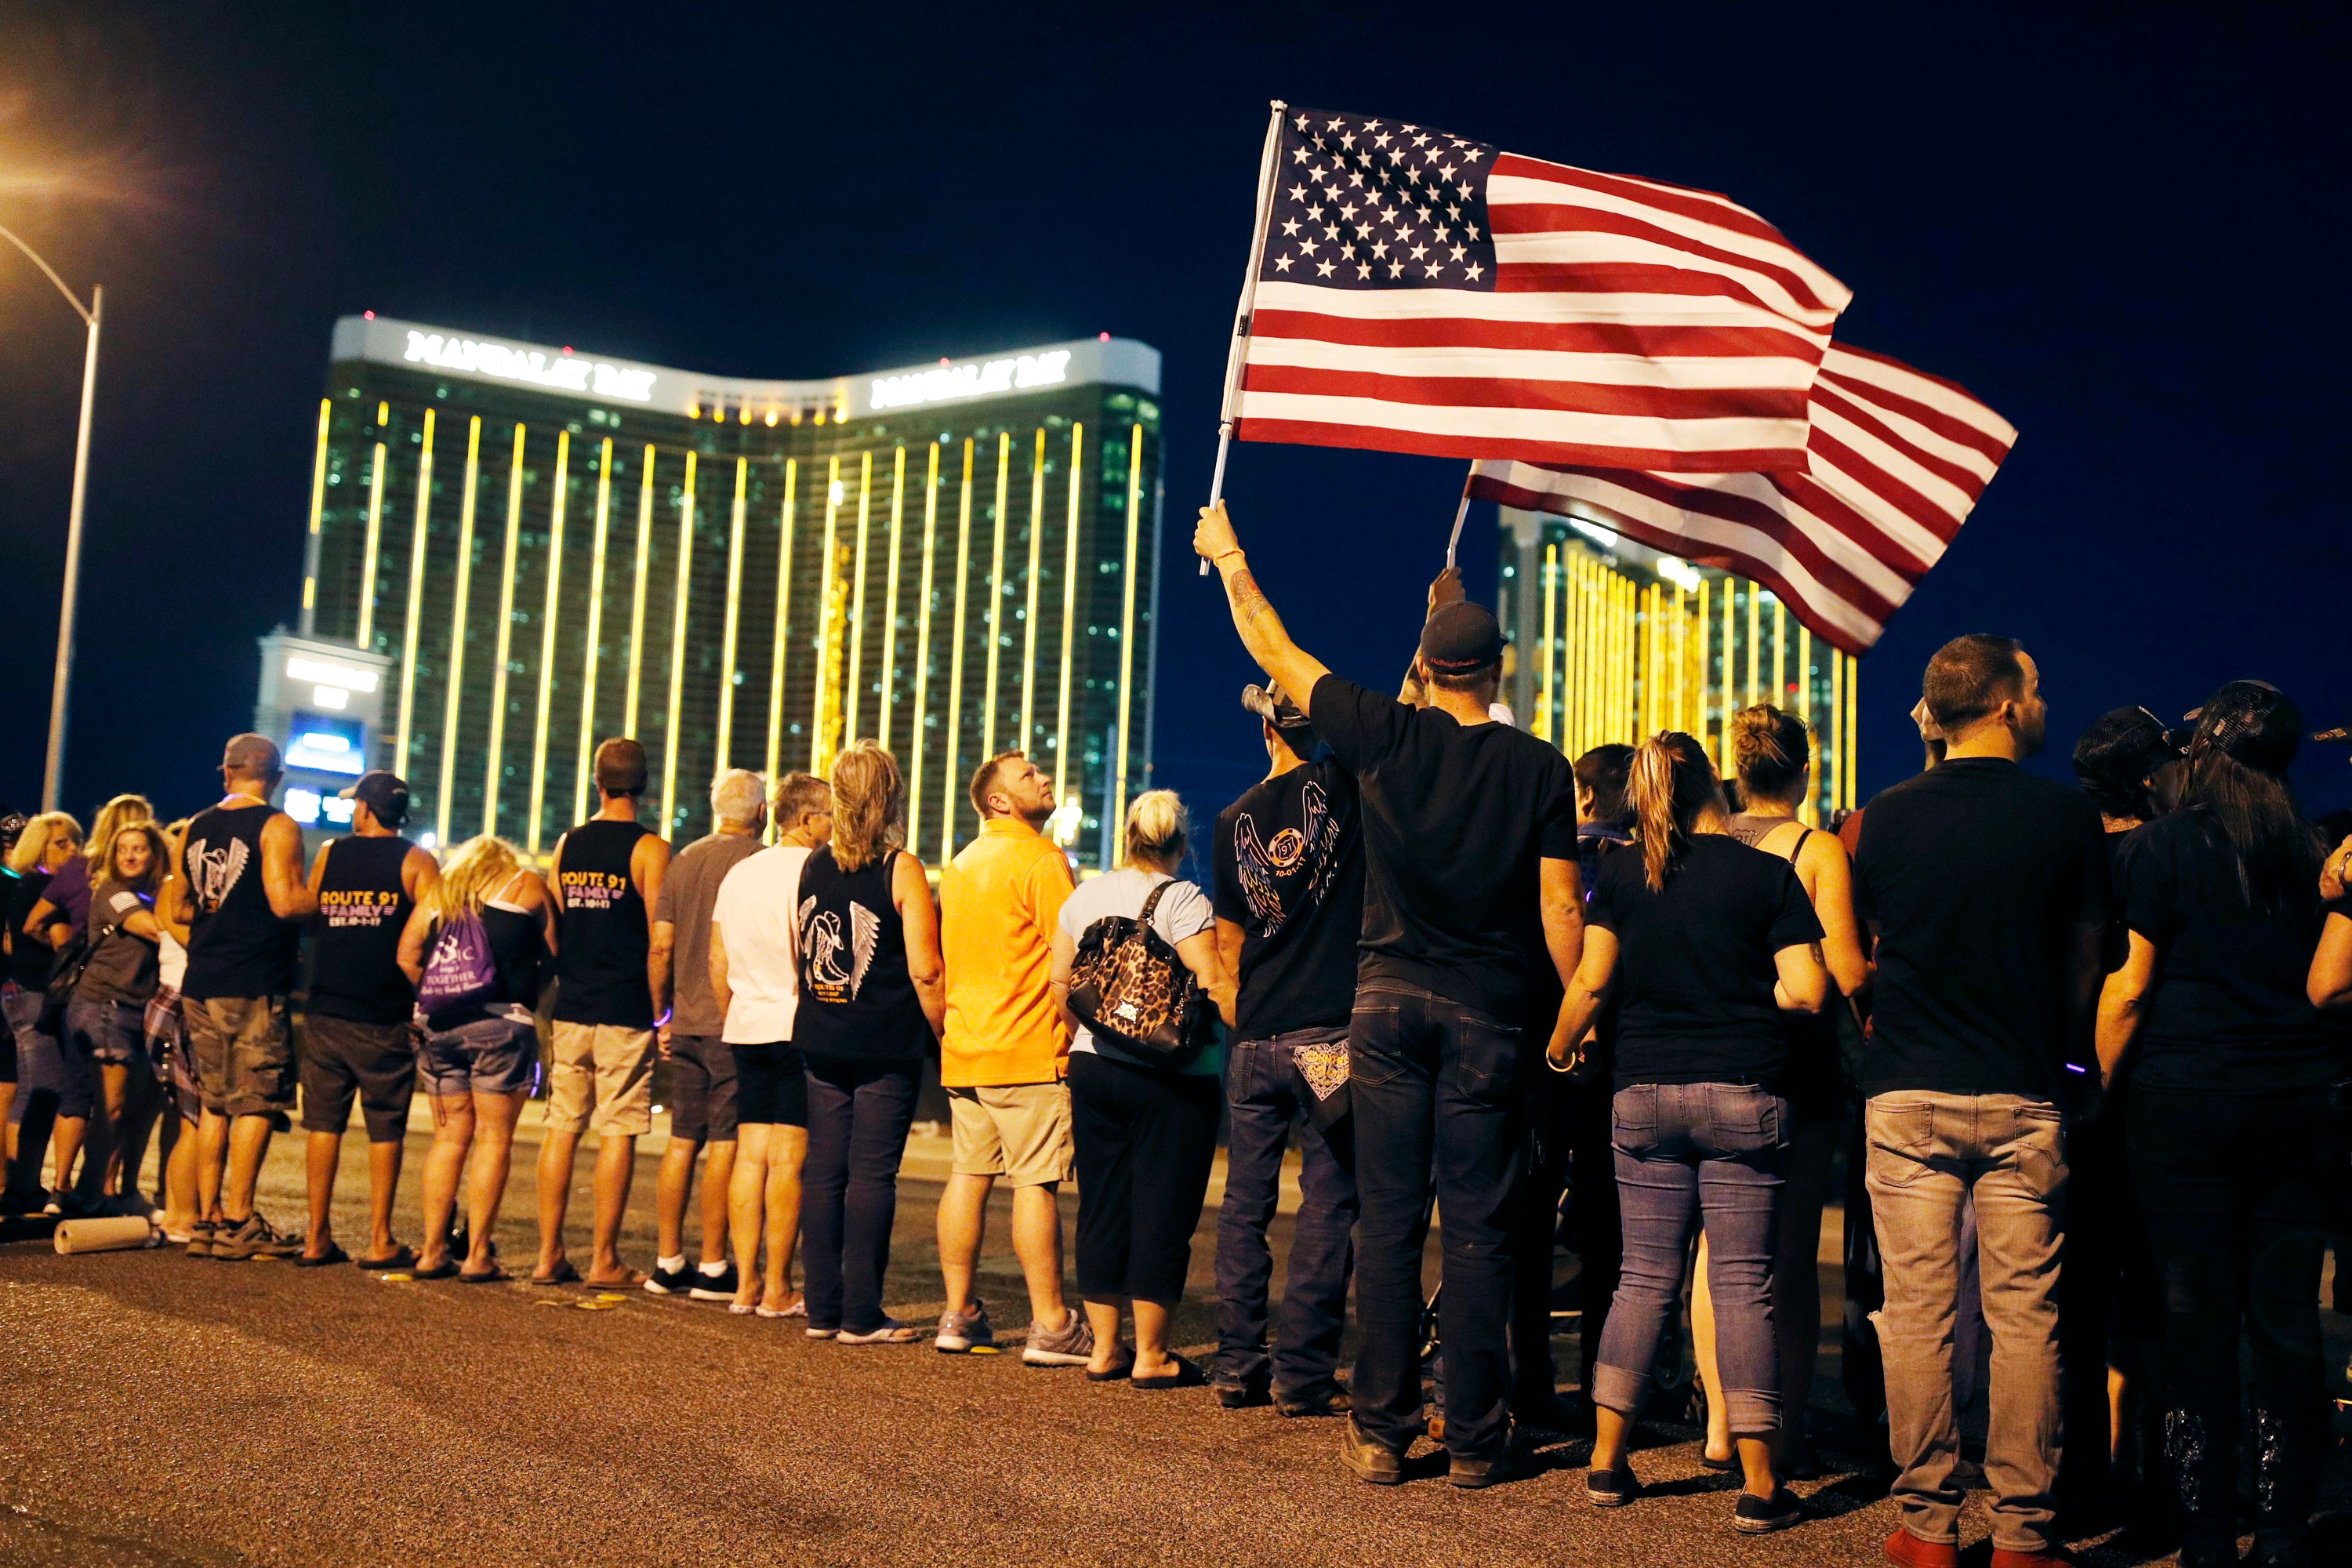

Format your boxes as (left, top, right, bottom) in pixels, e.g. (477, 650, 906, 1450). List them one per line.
(4, 497, 2348, 1566)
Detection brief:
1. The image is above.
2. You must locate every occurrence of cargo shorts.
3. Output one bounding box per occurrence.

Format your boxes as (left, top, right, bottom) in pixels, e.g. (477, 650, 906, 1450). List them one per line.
(187, 995, 295, 1120)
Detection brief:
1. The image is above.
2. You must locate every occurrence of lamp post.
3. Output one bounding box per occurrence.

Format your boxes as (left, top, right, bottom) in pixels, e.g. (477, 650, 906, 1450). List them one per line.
(0, 223, 101, 814)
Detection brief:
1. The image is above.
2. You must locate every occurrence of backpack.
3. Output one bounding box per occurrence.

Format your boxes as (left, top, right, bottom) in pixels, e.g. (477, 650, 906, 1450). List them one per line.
(416, 910, 499, 1029)
(1065, 881, 1217, 1068)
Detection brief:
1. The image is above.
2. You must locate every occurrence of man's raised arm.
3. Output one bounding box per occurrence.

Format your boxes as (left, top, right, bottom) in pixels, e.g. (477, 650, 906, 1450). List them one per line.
(1193, 502, 1330, 704)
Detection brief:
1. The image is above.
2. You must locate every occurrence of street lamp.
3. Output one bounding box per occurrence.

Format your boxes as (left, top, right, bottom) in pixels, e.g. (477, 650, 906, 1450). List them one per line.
(0, 223, 100, 815)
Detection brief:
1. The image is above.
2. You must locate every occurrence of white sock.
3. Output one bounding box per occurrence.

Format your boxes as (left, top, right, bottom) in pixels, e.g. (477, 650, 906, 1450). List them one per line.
(658, 1254, 686, 1273)
(699, 1259, 728, 1277)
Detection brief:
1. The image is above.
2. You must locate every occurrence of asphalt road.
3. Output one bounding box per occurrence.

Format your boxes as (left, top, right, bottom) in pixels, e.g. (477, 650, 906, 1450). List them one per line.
(2, 1120, 2347, 1567)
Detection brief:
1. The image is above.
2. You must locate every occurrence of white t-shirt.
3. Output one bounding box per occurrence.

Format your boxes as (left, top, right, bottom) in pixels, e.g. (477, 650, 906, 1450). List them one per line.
(1056, 867, 1217, 1071)
(712, 846, 810, 1046)
(158, 931, 188, 993)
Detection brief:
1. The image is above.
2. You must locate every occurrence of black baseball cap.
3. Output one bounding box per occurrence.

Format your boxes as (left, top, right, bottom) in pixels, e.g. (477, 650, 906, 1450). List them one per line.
(2183, 681, 2303, 775)
(2072, 706, 2181, 791)
(1419, 601, 1505, 675)
(1241, 681, 1313, 733)
(339, 770, 411, 826)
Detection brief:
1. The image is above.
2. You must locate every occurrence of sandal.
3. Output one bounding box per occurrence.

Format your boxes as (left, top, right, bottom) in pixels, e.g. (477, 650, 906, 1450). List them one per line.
(1086, 1354, 1137, 1383)
(458, 1265, 510, 1284)
(754, 1295, 808, 1320)
(582, 1267, 648, 1290)
(358, 1244, 417, 1271)
(293, 1243, 350, 1269)
(529, 1260, 582, 1287)
(1131, 1353, 1207, 1391)
(412, 1258, 460, 1281)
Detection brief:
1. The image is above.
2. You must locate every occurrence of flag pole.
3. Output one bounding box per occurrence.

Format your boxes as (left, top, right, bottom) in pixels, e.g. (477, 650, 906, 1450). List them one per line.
(1444, 466, 1473, 569)
(1202, 97, 1289, 575)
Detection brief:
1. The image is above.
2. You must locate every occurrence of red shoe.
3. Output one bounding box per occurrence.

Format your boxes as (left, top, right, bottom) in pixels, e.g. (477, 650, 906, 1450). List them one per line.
(1989, 1550, 2074, 1568)
(1884, 1530, 1960, 1568)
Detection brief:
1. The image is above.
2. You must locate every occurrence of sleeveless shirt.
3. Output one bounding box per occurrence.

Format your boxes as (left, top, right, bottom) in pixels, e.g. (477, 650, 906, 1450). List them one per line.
(308, 835, 418, 1025)
(792, 847, 928, 1061)
(553, 818, 655, 1027)
(182, 803, 299, 1000)
(1724, 811, 1848, 1121)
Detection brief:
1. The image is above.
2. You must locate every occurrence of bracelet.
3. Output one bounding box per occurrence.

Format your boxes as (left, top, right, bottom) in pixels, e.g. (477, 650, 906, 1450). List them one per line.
(1544, 1047, 1577, 1074)
(1212, 548, 1245, 567)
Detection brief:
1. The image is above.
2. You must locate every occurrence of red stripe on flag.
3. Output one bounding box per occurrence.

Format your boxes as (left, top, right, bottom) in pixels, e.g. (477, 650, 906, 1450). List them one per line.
(1248, 308, 1819, 361)
(1241, 363, 1809, 423)
(1236, 417, 1809, 474)
(1490, 154, 1797, 252)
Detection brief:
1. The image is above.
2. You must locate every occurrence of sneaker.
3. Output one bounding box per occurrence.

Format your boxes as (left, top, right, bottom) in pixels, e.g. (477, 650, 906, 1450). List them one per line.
(0, 1182, 49, 1217)
(837, 1316, 922, 1345)
(1586, 1464, 1642, 1508)
(686, 1262, 740, 1302)
(183, 1220, 216, 1259)
(1338, 1416, 1405, 1486)
(212, 1212, 303, 1261)
(1733, 1487, 1806, 1534)
(1020, 1307, 1094, 1367)
(935, 1300, 993, 1354)
(1216, 1382, 1270, 1410)
(1450, 1427, 1538, 1490)
(643, 1259, 694, 1296)
(1276, 1387, 1352, 1419)
(1882, 1529, 1961, 1568)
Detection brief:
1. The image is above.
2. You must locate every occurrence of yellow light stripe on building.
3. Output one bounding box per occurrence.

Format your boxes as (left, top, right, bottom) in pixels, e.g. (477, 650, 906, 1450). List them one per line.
(877, 445, 906, 752)
(527, 431, 569, 851)
(483, 423, 527, 837)
(844, 449, 873, 745)
(1537, 545, 1558, 743)
(1112, 423, 1143, 862)
(1744, 582, 1760, 709)
(810, 456, 841, 771)
(941, 440, 975, 859)
(1018, 427, 1045, 748)
(1697, 576, 1711, 761)
(908, 443, 942, 862)
(1796, 624, 1814, 824)
(395, 409, 435, 771)
(357, 442, 387, 648)
(302, 398, 329, 636)
(1719, 575, 1736, 772)
(1843, 653, 1858, 811)
(716, 457, 748, 769)
(624, 448, 654, 736)
(436, 416, 483, 845)
(1053, 423, 1084, 794)
(660, 449, 698, 833)
(575, 437, 614, 827)
(765, 460, 797, 793)
(981, 431, 1011, 767)
(1772, 597, 1787, 707)
(1830, 642, 1844, 815)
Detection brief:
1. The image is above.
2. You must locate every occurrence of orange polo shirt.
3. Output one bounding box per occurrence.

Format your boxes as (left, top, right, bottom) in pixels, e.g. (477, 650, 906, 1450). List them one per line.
(939, 816, 1076, 1087)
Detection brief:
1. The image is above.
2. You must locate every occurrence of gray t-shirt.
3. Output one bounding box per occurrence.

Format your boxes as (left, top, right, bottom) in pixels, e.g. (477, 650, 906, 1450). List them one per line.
(1057, 867, 1219, 1075)
(654, 831, 764, 1036)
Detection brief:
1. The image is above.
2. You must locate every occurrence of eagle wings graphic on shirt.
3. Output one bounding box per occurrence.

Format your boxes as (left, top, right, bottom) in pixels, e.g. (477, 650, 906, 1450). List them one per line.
(1232, 779, 1341, 937)
(797, 895, 880, 1004)
(187, 835, 251, 915)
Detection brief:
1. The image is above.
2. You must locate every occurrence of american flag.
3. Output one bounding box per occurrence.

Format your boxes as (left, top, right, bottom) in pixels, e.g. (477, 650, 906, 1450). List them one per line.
(1468, 344, 2018, 655)
(1230, 107, 1852, 473)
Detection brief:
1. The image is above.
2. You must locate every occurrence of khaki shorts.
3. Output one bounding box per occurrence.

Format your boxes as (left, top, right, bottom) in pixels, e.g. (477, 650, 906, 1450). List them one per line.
(544, 1021, 656, 1137)
(949, 1080, 1075, 1186)
(187, 995, 295, 1121)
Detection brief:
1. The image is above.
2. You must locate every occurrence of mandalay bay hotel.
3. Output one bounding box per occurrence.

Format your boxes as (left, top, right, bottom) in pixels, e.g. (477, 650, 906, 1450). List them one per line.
(279, 315, 1163, 867)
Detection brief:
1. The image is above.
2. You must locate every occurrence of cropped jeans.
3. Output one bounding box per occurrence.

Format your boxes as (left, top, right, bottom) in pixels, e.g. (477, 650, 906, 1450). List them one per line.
(1592, 1080, 1789, 1436)
(1212, 1029, 1359, 1400)
(799, 1053, 920, 1334)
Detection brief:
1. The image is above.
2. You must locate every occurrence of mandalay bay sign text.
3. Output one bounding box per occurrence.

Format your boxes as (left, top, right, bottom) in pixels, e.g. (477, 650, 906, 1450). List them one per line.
(869, 349, 1073, 410)
(403, 330, 659, 402)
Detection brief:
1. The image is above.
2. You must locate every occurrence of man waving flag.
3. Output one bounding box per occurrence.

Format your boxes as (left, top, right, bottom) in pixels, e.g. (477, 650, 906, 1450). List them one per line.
(1225, 107, 1852, 474)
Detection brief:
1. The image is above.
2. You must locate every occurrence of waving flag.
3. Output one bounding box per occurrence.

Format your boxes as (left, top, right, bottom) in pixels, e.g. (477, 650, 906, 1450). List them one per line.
(1228, 107, 1851, 473)
(1468, 344, 2018, 655)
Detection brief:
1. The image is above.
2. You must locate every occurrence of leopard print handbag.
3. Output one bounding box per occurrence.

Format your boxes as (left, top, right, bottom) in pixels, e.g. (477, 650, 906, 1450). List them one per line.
(1066, 881, 1217, 1067)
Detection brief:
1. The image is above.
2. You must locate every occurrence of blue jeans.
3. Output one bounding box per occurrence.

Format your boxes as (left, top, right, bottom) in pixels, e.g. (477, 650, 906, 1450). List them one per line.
(800, 1053, 920, 1334)
(1594, 1080, 1789, 1436)
(1348, 982, 1527, 1461)
(1212, 1029, 1359, 1399)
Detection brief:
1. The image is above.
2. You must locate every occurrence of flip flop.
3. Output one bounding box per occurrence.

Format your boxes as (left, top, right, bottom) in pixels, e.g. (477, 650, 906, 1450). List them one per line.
(754, 1297, 808, 1320)
(357, 1244, 417, 1271)
(1131, 1353, 1207, 1391)
(412, 1258, 460, 1281)
(728, 1301, 756, 1316)
(582, 1268, 647, 1290)
(1086, 1356, 1137, 1383)
(528, 1260, 582, 1287)
(292, 1243, 350, 1269)
(457, 1265, 510, 1284)
(1700, 1453, 1740, 1473)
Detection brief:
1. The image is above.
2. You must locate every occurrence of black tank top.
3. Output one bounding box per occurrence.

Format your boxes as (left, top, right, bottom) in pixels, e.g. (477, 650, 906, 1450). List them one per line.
(308, 835, 417, 1025)
(182, 803, 299, 1000)
(433, 884, 546, 1029)
(793, 847, 928, 1062)
(1724, 813, 1848, 1121)
(552, 818, 655, 1027)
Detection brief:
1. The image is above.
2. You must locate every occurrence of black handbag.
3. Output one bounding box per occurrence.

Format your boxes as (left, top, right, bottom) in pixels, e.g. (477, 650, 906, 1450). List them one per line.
(38, 931, 95, 1036)
(1066, 882, 1218, 1068)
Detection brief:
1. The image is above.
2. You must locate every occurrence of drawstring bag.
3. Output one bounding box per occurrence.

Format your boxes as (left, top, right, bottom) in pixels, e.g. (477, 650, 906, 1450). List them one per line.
(416, 912, 499, 1030)
(1066, 882, 1217, 1068)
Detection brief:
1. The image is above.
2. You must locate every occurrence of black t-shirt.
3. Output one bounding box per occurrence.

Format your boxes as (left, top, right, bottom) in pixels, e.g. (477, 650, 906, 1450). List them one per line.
(1309, 675, 1578, 1016)
(2122, 808, 2343, 1093)
(1853, 757, 2111, 1100)
(1212, 756, 1366, 1039)
(5, 868, 54, 989)
(1588, 834, 1823, 1089)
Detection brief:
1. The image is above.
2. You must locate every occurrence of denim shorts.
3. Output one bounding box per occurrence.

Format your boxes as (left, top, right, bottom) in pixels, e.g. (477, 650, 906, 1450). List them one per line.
(66, 996, 147, 1067)
(418, 1015, 539, 1099)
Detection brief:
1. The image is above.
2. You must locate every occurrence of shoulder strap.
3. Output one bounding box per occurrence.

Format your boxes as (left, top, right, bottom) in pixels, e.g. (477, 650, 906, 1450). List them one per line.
(1137, 878, 1171, 926)
(1788, 826, 1815, 862)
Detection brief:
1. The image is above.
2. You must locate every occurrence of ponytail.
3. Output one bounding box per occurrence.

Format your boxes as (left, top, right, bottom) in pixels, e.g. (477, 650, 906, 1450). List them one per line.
(1628, 731, 1726, 892)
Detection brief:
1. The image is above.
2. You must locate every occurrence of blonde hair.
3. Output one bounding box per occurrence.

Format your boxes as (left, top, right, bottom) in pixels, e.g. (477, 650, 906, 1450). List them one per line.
(1730, 705, 1813, 804)
(1628, 731, 1726, 892)
(7, 811, 82, 875)
(426, 836, 522, 921)
(829, 741, 904, 872)
(1123, 789, 1190, 869)
(86, 793, 155, 873)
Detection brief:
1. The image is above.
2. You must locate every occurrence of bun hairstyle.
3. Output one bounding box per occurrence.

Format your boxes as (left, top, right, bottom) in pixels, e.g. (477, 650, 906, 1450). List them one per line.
(1628, 731, 1727, 892)
(829, 740, 906, 873)
(1730, 705, 1812, 804)
(1123, 789, 1190, 869)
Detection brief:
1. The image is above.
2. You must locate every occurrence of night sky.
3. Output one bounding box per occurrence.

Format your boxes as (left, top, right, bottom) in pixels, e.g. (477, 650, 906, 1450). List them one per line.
(2, 2, 2347, 831)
